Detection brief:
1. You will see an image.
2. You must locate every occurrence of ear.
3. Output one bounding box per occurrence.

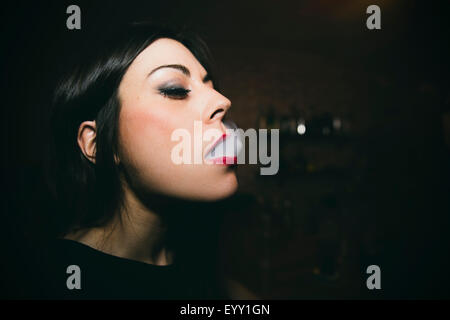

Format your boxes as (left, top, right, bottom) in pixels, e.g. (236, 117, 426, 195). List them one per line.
(77, 120, 97, 163)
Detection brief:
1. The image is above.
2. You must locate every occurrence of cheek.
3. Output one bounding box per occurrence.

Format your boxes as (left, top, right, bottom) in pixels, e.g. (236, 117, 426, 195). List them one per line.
(115, 97, 237, 200)
(118, 103, 177, 168)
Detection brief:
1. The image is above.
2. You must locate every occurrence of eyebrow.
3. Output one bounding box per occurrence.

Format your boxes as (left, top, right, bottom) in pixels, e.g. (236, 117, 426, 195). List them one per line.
(148, 64, 211, 83)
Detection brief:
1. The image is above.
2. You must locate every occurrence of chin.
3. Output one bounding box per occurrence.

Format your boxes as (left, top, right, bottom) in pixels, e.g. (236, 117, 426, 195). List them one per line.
(209, 181, 238, 201)
(189, 171, 238, 202)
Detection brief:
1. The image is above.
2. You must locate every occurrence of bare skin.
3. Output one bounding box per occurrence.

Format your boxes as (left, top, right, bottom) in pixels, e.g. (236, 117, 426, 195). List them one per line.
(66, 38, 238, 266)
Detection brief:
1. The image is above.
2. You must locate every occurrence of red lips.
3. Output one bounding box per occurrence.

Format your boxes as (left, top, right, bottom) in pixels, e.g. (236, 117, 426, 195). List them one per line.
(210, 156, 237, 165)
(204, 133, 228, 159)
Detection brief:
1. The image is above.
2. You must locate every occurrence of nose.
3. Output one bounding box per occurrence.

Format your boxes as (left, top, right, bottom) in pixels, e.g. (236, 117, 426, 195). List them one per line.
(202, 89, 232, 125)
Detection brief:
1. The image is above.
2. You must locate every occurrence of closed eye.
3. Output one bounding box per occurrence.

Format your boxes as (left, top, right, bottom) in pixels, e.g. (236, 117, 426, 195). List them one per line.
(158, 87, 191, 99)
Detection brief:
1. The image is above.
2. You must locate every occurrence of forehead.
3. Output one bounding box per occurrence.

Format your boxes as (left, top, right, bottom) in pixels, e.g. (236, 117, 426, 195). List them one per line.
(126, 37, 207, 78)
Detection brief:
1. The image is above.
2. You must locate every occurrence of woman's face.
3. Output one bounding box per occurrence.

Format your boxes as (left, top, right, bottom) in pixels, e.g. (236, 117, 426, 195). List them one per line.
(117, 38, 238, 201)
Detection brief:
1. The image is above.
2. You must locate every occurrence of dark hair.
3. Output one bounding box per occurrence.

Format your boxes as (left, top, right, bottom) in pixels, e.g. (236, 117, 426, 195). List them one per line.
(46, 22, 219, 237)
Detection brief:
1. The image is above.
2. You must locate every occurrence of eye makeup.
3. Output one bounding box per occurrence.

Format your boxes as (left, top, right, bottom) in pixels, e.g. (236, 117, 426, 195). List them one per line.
(157, 85, 191, 99)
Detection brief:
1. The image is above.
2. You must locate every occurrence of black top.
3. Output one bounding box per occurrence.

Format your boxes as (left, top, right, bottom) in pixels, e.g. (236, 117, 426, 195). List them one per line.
(27, 238, 214, 299)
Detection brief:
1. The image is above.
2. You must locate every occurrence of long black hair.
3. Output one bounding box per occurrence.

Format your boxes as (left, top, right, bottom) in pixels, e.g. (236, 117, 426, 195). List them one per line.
(46, 22, 220, 237)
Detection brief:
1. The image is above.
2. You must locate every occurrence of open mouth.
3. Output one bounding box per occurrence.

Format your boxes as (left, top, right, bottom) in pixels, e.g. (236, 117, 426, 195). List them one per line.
(204, 122, 242, 165)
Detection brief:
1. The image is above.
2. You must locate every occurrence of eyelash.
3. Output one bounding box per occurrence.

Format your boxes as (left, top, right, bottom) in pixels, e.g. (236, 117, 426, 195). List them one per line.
(158, 87, 191, 99)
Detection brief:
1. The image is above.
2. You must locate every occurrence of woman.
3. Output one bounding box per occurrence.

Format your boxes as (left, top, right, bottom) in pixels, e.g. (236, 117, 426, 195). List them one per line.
(35, 22, 240, 299)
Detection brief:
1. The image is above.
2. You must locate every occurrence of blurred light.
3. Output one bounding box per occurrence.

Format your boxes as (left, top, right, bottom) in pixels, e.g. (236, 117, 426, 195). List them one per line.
(322, 127, 331, 135)
(297, 123, 306, 135)
(333, 118, 342, 130)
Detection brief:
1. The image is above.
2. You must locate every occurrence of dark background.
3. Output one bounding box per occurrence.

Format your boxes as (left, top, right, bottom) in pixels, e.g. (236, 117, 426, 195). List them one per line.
(1, 0, 449, 299)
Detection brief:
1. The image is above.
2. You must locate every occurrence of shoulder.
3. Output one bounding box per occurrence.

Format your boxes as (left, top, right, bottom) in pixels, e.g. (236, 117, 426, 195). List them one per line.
(25, 238, 102, 299)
